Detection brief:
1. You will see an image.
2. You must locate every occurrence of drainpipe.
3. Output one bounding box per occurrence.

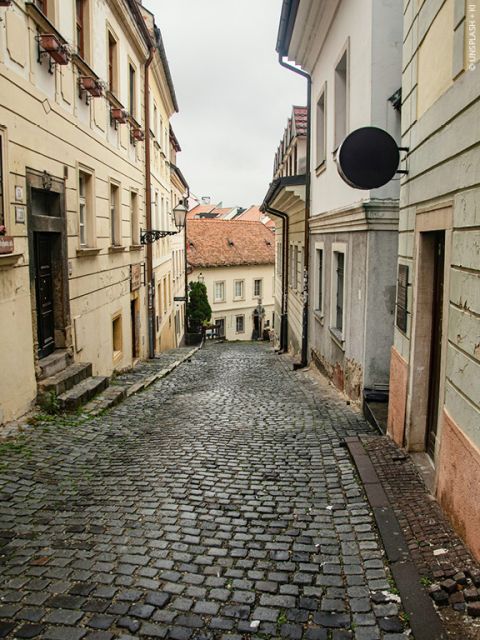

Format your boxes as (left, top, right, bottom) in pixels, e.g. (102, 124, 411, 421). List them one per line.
(184, 188, 190, 343)
(144, 46, 155, 359)
(278, 54, 311, 368)
(263, 204, 289, 352)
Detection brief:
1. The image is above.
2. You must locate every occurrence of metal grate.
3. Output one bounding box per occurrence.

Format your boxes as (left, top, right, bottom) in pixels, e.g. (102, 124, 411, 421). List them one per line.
(396, 264, 409, 332)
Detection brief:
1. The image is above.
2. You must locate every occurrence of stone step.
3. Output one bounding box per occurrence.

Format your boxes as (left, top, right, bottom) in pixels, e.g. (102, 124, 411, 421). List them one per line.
(83, 386, 128, 416)
(58, 376, 109, 411)
(38, 362, 93, 400)
(38, 350, 70, 380)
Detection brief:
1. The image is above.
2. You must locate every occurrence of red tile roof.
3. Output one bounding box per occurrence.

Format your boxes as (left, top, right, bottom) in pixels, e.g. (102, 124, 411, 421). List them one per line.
(187, 219, 275, 269)
(293, 105, 307, 137)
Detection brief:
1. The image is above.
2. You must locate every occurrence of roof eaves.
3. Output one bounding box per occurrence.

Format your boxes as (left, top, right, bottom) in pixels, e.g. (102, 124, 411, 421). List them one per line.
(261, 174, 306, 211)
(276, 0, 300, 56)
(154, 25, 179, 113)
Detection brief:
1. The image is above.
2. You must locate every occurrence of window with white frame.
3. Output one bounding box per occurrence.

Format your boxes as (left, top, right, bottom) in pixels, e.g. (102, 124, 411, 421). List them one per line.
(316, 87, 326, 167)
(315, 244, 324, 315)
(331, 247, 346, 337)
(334, 46, 348, 149)
(253, 278, 262, 297)
(214, 281, 225, 302)
(110, 182, 121, 246)
(130, 190, 139, 245)
(79, 171, 88, 246)
(235, 315, 245, 333)
(234, 279, 244, 300)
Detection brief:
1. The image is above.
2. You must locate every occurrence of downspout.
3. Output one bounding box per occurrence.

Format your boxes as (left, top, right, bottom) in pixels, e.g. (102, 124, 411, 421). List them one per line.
(184, 187, 190, 343)
(144, 46, 155, 358)
(263, 205, 289, 352)
(278, 54, 311, 368)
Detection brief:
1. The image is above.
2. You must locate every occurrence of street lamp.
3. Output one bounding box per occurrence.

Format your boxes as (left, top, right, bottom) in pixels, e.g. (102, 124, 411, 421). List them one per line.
(173, 200, 188, 231)
(173, 198, 189, 343)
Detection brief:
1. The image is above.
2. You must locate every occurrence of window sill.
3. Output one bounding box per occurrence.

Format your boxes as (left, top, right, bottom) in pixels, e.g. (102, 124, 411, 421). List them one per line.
(213, 300, 225, 304)
(313, 310, 324, 326)
(108, 245, 126, 253)
(0, 252, 23, 268)
(233, 297, 245, 302)
(129, 244, 143, 252)
(77, 247, 101, 257)
(329, 326, 345, 351)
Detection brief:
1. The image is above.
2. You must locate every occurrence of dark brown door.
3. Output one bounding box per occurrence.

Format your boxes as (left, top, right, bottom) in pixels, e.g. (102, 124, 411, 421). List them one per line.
(426, 231, 445, 459)
(35, 233, 55, 359)
(131, 299, 139, 359)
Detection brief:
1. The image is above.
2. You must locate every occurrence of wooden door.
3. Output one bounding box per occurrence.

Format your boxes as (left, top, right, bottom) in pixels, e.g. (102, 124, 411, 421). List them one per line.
(35, 233, 55, 359)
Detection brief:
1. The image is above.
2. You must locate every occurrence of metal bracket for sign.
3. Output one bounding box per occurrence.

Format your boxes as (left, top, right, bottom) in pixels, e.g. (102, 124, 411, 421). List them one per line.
(140, 229, 177, 245)
(396, 146, 410, 176)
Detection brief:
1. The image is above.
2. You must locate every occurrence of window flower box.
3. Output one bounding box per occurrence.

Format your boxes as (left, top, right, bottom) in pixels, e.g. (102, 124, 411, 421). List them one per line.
(80, 76, 104, 97)
(0, 1, 13, 7)
(38, 34, 70, 65)
(132, 128, 145, 142)
(111, 108, 128, 124)
(0, 235, 14, 255)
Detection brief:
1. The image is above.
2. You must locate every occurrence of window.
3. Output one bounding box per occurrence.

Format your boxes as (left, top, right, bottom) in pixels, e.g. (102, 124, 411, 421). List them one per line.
(214, 281, 225, 302)
(34, 0, 47, 15)
(332, 249, 345, 336)
(157, 281, 163, 317)
(276, 241, 283, 276)
(163, 276, 167, 313)
(0, 136, 4, 228)
(297, 246, 303, 293)
(236, 315, 245, 334)
(234, 280, 244, 300)
(112, 314, 122, 360)
(78, 172, 88, 246)
(128, 64, 136, 117)
(76, 0, 86, 58)
(110, 183, 120, 246)
(253, 279, 262, 298)
(315, 246, 324, 314)
(153, 104, 158, 137)
(334, 48, 348, 149)
(316, 88, 326, 167)
(130, 191, 139, 246)
(108, 31, 118, 94)
(396, 264, 409, 333)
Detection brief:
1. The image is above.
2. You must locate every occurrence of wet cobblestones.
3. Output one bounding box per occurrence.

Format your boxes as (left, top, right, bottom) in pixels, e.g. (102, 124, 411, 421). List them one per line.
(0, 343, 409, 638)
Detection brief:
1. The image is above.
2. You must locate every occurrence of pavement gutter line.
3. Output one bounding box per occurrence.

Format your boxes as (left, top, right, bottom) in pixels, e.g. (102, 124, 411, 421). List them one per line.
(345, 436, 448, 640)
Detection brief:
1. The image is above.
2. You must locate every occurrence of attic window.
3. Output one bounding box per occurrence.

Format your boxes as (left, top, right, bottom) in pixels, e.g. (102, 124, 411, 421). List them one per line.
(265, 239, 272, 246)
(228, 239, 234, 246)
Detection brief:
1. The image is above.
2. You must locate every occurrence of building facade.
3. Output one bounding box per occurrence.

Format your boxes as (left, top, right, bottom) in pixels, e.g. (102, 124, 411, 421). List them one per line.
(388, 0, 480, 559)
(262, 106, 307, 358)
(187, 219, 275, 341)
(0, 0, 185, 425)
(277, 0, 402, 400)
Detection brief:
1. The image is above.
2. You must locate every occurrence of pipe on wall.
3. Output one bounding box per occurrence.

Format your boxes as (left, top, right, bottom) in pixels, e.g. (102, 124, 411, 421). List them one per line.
(144, 46, 156, 359)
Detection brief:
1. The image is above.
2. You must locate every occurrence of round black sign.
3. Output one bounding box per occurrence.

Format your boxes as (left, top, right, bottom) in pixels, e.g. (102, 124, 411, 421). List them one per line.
(335, 127, 400, 189)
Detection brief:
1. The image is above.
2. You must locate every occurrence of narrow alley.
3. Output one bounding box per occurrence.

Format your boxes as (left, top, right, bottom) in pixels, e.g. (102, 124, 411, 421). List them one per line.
(0, 343, 411, 640)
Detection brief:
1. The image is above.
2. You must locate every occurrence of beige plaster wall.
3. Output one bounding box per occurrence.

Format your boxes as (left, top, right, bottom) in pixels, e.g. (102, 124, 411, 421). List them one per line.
(190, 264, 275, 342)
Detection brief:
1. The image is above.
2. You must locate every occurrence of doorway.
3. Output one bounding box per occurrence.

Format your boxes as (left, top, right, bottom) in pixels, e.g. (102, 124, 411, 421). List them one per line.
(425, 231, 445, 460)
(215, 318, 225, 338)
(34, 233, 56, 359)
(131, 297, 139, 359)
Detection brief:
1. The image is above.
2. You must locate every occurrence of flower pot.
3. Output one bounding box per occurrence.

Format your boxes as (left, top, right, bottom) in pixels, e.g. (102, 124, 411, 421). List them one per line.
(80, 76, 103, 97)
(0, 235, 14, 255)
(39, 34, 69, 65)
(111, 108, 127, 123)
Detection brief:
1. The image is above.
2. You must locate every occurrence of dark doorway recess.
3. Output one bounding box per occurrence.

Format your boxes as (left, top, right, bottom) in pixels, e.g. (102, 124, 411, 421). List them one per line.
(426, 231, 445, 460)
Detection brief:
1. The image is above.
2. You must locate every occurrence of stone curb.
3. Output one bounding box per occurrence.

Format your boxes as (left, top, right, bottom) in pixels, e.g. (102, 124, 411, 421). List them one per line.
(345, 435, 448, 640)
(84, 342, 203, 416)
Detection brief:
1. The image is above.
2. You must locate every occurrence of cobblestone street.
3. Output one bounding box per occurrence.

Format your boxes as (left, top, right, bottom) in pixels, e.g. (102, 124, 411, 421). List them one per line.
(0, 343, 410, 640)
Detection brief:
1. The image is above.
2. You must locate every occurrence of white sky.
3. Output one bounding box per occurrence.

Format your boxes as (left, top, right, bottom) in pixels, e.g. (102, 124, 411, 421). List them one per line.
(142, 0, 306, 207)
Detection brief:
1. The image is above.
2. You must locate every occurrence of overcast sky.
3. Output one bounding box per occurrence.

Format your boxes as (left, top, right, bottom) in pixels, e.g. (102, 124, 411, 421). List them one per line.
(142, 0, 306, 208)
